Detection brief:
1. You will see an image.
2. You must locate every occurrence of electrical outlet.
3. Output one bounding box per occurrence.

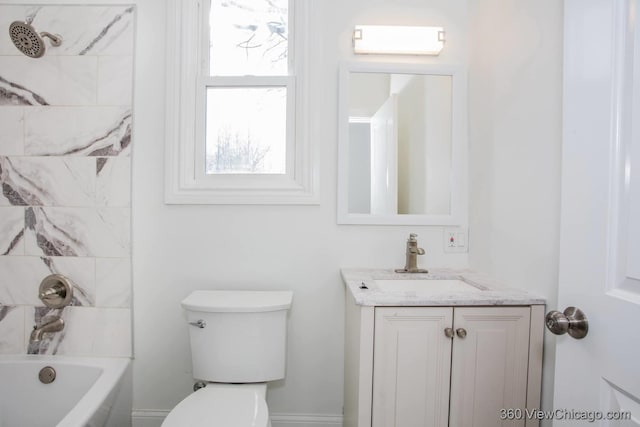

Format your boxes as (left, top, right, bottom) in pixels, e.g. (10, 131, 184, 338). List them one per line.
(444, 228, 468, 253)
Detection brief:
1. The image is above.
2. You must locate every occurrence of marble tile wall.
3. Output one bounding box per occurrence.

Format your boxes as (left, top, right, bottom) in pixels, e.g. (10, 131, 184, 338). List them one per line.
(0, 5, 134, 357)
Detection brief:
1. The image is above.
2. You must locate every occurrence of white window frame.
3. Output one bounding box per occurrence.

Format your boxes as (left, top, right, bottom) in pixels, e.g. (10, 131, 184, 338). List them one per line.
(165, 0, 318, 204)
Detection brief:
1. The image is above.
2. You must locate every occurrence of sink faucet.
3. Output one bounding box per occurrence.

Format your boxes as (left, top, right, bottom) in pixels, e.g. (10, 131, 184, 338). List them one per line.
(395, 233, 428, 273)
(28, 316, 64, 354)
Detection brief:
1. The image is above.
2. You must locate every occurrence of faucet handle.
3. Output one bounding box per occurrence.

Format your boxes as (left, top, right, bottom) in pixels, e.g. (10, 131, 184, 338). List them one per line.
(38, 274, 74, 309)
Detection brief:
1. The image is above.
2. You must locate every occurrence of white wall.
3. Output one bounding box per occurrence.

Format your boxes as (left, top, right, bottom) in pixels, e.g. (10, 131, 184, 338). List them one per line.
(396, 75, 453, 215)
(0, 0, 564, 424)
(133, 0, 470, 424)
(349, 72, 389, 117)
(467, 0, 564, 420)
(347, 122, 371, 214)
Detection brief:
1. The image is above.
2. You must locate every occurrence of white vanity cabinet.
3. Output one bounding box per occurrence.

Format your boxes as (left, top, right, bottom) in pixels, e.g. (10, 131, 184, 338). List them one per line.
(342, 269, 545, 427)
(372, 306, 535, 427)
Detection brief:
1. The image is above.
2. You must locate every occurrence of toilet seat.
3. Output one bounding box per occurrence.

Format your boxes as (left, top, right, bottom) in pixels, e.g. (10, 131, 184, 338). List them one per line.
(161, 384, 269, 427)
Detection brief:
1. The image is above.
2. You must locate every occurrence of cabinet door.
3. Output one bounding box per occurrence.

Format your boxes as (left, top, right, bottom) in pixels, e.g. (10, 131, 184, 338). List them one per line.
(372, 307, 453, 427)
(449, 306, 531, 426)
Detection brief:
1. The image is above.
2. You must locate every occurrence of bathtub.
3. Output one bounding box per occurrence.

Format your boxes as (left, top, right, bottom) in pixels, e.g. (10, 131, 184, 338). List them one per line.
(0, 355, 131, 427)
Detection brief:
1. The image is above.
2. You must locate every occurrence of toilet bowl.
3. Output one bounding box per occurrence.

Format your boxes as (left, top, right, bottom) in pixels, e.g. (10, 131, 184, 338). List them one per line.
(162, 383, 270, 427)
(162, 290, 292, 427)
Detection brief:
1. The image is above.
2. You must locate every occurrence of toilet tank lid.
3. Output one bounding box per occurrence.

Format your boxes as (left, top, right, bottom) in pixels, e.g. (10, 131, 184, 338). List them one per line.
(181, 290, 293, 313)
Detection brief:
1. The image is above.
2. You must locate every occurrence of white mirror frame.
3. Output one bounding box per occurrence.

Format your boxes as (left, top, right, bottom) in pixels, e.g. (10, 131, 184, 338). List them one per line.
(337, 62, 468, 225)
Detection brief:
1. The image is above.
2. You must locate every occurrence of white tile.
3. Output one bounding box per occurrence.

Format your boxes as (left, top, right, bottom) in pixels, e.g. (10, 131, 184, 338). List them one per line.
(89, 308, 131, 356)
(45, 307, 131, 357)
(0, 3, 133, 358)
(0, 306, 25, 354)
(0, 157, 95, 207)
(0, 256, 95, 306)
(0, 108, 24, 154)
(24, 107, 131, 156)
(98, 55, 134, 106)
(49, 257, 96, 307)
(45, 6, 135, 56)
(0, 207, 24, 254)
(24, 207, 87, 256)
(0, 5, 135, 56)
(24, 207, 130, 258)
(96, 156, 131, 207)
(0, 257, 44, 305)
(96, 258, 131, 308)
(90, 208, 131, 257)
(0, 56, 97, 106)
(88, 6, 136, 56)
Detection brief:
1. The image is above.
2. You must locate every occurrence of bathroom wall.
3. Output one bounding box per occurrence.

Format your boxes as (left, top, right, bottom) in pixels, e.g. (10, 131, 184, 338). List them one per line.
(132, 1, 470, 425)
(467, 0, 563, 419)
(0, 4, 134, 357)
(0, 0, 564, 426)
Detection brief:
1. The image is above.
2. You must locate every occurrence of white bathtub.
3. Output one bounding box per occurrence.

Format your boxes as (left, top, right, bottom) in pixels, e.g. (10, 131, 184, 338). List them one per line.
(0, 355, 131, 427)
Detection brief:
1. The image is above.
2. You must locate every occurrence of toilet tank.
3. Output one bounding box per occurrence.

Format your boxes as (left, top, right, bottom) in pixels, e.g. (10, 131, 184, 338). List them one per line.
(181, 290, 293, 383)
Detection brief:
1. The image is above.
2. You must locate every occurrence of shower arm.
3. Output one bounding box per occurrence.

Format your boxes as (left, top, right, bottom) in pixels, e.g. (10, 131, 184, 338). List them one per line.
(39, 31, 62, 46)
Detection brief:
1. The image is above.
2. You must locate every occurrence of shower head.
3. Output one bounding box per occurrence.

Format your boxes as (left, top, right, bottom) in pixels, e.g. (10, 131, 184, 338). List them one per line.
(9, 20, 62, 58)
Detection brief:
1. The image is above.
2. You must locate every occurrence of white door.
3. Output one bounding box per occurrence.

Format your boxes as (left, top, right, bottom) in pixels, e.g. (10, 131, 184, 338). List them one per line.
(553, 0, 640, 424)
(370, 94, 398, 215)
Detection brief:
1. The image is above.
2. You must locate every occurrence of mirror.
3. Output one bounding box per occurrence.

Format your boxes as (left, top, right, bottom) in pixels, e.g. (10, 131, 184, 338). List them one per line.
(337, 62, 467, 225)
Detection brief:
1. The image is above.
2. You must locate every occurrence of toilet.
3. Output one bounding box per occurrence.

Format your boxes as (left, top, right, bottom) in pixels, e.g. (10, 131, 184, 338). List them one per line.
(162, 290, 293, 427)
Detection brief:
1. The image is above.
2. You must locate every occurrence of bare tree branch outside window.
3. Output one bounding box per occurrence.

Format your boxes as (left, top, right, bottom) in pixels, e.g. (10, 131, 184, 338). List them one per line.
(212, 0, 288, 74)
(206, 0, 289, 175)
(207, 126, 271, 173)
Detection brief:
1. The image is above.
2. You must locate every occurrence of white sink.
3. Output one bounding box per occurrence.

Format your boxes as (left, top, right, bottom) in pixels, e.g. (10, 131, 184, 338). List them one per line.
(374, 279, 483, 293)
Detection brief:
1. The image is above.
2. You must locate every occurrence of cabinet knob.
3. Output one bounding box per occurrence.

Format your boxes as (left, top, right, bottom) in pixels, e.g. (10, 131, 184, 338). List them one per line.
(456, 328, 467, 338)
(444, 327, 454, 338)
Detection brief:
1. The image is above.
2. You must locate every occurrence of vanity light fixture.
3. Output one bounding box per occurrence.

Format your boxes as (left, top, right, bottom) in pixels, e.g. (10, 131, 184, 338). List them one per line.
(352, 25, 445, 55)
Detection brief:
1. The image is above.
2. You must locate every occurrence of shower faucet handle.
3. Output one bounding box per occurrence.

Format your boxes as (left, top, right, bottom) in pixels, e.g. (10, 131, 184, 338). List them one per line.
(38, 274, 74, 309)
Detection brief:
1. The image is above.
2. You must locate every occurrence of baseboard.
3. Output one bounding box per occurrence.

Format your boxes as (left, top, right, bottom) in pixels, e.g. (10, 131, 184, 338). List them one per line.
(132, 410, 343, 427)
(131, 410, 168, 427)
(270, 413, 343, 427)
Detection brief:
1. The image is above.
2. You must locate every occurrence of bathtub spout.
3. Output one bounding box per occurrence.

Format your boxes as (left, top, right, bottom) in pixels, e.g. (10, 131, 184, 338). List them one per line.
(27, 341, 41, 355)
(29, 316, 64, 347)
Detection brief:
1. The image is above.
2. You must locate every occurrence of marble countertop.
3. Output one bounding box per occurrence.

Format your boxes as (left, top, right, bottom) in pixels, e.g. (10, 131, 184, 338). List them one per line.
(342, 268, 546, 307)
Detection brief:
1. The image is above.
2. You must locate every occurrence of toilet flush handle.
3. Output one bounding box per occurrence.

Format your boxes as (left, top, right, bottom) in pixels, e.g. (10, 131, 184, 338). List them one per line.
(189, 319, 206, 328)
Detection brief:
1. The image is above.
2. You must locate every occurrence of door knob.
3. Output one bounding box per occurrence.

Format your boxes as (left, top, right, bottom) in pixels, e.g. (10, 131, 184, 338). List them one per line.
(456, 328, 467, 338)
(545, 307, 588, 339)
(444, 327, 454, 338)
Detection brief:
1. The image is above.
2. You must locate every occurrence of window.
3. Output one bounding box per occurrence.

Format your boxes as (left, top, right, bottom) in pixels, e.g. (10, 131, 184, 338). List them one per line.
(165, 0, 317, 204)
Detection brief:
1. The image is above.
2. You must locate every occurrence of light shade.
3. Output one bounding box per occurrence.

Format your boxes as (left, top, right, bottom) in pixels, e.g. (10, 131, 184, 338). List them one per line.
(353, 25, 445, 55)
